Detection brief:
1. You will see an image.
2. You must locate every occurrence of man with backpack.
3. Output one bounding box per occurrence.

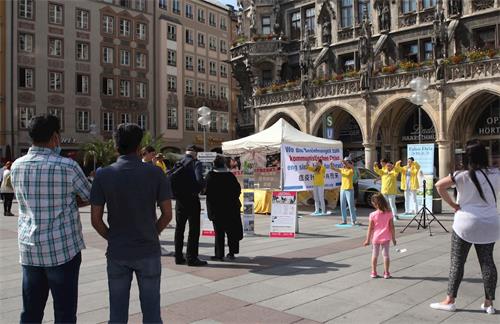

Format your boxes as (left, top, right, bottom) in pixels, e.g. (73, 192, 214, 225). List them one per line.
(172, 145, 207, 266)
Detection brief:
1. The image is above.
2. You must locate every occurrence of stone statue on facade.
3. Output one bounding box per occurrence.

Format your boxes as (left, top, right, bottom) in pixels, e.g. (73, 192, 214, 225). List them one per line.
(432, 1, 448, 80)
(358, 16, 373, 90)
(375, 0, 390, 32)
(247, 0, 256, 36)
(272, 1, 281, 34)
(317, 0, 335, 46)
(300, 29, 313, 99)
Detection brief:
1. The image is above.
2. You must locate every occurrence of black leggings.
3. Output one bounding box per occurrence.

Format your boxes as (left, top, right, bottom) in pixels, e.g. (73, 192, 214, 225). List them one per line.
(3, 193, 14, 213)
(448, 231, 497, 300)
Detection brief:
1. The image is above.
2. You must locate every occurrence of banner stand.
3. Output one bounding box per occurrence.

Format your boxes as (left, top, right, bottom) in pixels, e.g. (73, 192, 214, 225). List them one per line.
(270, 191, 297, 238)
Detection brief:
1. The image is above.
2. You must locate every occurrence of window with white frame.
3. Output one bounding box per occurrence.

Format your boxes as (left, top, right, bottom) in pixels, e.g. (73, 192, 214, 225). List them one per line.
(136, 81, 146, 98)
(18, 0, 34, 19)
(209, 61, 217, 76)
(49, 3, 63, 25)
(103, 112, 114, 132)
(209, 84, 216, 98)
(340, 0, 353, 28)
(198, 8, 205, 23)
(185, 79, 193, 94)
(220, 40, 227, 53)
(49, 38, 62, 57)
(49, 71, 63, 92)
(402, 0, 417, 13)
(19, 106, 35, 129)
(120, 79, 131, 97)
(76, 9, 89, 30)
(422, 0, 436, 8)
(209, 12, 216, 26)
(220, 85, 228, 100)
(185, 3, 193, 18)
(137, 114, 146, 129)
(220, 17, 227, 30)
(76, 74, 89, 94)
(261, 16, 271, 35)
(136, 0, 146, 11)
(120, 19, 131, 37)
(159, 0, 166, 9)
(120, 49, 130, 66)
(121, 113, 131, 124)
(220, 64, 227, 77)
(136, 22, 147, 40)
(198, 58, 205, 73)
(103, 77, 114, 95)
(103, 47, 114, 64)
(76, 42, 90, 61)
(48, 107, 64, 129)
(185, 29, 193, 44)
(198, 33, 205, 47)
(19, 68, 33, 88)
(19, 33, 33, 53)
(173, 0, 180, 14)
(185, 108, 195, 130)
(305, 8, 315, 32)
(210, 113, 217, 132)
(168, 24, 177, 41)
(220, 113, 228, 133)
(167, 75, 177, 91)
(103, 15, 114, 34)
(167, 49, 176, 66)
(136, 52, 146, 68)
(209, 36, 217, 50)
(197, 81, 205, 96)
(167, 106, 178, 128)
(77, 110, 90, 131)
(185, 55, 193, 70)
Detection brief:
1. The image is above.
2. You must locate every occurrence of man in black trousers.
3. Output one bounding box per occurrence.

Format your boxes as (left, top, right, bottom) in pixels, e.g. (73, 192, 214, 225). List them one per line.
(174, 145, 207, 266)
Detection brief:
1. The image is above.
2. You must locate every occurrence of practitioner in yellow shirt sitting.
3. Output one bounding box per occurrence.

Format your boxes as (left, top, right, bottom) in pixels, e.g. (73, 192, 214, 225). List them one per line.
(306, 160, 327, 215)
(331, 157, 358, 225)
(374, 161, 400, 220)
(395, 157, 420, 214)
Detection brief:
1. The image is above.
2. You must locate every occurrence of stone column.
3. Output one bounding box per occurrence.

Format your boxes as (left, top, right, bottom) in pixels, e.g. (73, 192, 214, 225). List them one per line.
(363, 143, 377, 170)
(437, 140, 451, 179)
(254, 107, 260, 131)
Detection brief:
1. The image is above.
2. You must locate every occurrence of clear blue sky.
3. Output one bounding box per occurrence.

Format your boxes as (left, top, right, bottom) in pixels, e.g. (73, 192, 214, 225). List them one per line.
(223, 0, 238, 7)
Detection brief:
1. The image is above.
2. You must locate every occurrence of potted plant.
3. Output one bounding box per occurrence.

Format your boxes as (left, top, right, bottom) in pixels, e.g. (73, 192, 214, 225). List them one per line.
(449, 54, 465, 64)
(467, 49, 487, 61)
(381, 65, 398, 74)
(345, 70, 360, 78)
(487, 49, 498, 58)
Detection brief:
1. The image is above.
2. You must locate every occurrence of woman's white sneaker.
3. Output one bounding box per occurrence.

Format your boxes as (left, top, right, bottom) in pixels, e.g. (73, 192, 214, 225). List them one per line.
(481, 303, 496, 315)
(430, 302, 456, 312)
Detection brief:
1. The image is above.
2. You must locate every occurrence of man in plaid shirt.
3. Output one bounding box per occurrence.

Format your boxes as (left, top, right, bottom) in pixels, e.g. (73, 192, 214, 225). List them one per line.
(10, 115, 91, 324)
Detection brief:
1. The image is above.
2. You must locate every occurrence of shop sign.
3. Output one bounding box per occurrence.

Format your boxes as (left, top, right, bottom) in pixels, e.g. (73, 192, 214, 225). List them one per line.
(477, 116, 500, 136)
(61, 137, 77, 144)
(401, 125, 436, 142)
(323, 115, 334, 139)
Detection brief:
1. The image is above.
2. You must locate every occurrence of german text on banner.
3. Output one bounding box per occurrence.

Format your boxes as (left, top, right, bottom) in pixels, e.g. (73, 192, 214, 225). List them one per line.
(407, 143, 435, 210)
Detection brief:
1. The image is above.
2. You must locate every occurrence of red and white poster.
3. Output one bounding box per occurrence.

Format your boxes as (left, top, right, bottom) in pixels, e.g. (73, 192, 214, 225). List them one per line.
(270, 191, 297, 238)
(200, 196, 215, 237)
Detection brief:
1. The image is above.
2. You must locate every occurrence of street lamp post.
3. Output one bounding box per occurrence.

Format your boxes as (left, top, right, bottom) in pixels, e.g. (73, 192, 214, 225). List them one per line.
(197, 106, 211, 152)
(409, 77, 430, 144)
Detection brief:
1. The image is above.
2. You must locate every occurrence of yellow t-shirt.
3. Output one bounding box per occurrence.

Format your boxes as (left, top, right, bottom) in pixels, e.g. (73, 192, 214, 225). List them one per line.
(156, 160, 167, 173)
(306, 165, 326, 186)
(374, 165, 399, 195)
(338, 168, 354, 190)
(396, 161, 420, 191)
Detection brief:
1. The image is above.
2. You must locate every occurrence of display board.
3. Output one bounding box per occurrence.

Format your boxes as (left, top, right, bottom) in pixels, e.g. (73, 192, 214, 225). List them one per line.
(270, 191, 297, 238)
(407, 144, 435, 210)
(281, 144, 342, 191)
(200, 195, 215, 237)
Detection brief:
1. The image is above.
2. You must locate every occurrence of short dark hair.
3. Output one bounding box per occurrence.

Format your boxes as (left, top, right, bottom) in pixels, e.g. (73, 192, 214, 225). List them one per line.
(214, 155, 226, 168)
(114, 123, 144, 155)
(142, 145, 156, 155)
(381, 158, 388, 163)
(28, 114, 60, 143)
(408, 157, 414, 161)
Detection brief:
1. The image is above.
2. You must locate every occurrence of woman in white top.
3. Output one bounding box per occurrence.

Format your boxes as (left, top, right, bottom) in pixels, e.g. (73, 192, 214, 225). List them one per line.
(430, 139, 500, 315)
(0, 161, 15, 216)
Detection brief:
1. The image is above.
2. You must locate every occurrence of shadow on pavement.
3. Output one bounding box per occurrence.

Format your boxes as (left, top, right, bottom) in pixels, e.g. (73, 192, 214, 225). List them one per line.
(396, 276, 483, 283)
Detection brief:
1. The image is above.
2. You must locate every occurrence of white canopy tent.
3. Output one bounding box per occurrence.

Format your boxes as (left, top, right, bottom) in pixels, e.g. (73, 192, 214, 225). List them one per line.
(222, 118, 342, 155)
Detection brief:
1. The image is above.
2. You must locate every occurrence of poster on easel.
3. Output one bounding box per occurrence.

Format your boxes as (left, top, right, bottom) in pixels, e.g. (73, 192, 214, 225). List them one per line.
(200, 195, 215, 236)
(241, 151, 257, 235)
(407, 144, 435, 211)
(270, 191, 297, 238)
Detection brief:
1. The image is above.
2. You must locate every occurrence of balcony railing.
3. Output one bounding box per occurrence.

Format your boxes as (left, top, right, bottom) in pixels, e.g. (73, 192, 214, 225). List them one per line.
(231, 39, 288, 59)
(252, 56, 500, 107)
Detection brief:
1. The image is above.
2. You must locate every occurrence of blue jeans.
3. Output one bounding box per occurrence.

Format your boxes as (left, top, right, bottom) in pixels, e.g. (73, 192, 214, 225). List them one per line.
(107, 256, 162, 324)
(20, 252, 81, 324)
(340, 189, 357, 223)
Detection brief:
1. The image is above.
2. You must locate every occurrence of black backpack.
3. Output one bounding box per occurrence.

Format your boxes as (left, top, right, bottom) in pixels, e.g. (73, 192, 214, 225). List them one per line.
(167, 159, 198, 199)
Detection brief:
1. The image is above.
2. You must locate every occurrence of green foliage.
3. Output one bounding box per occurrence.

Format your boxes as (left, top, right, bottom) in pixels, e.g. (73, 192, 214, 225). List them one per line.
(140, 131, 166, 153)
(82, 139, 116, 168)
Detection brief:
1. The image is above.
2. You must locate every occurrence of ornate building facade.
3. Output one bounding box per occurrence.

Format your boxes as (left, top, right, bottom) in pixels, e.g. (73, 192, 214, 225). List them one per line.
(231, 0, 500, 180)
